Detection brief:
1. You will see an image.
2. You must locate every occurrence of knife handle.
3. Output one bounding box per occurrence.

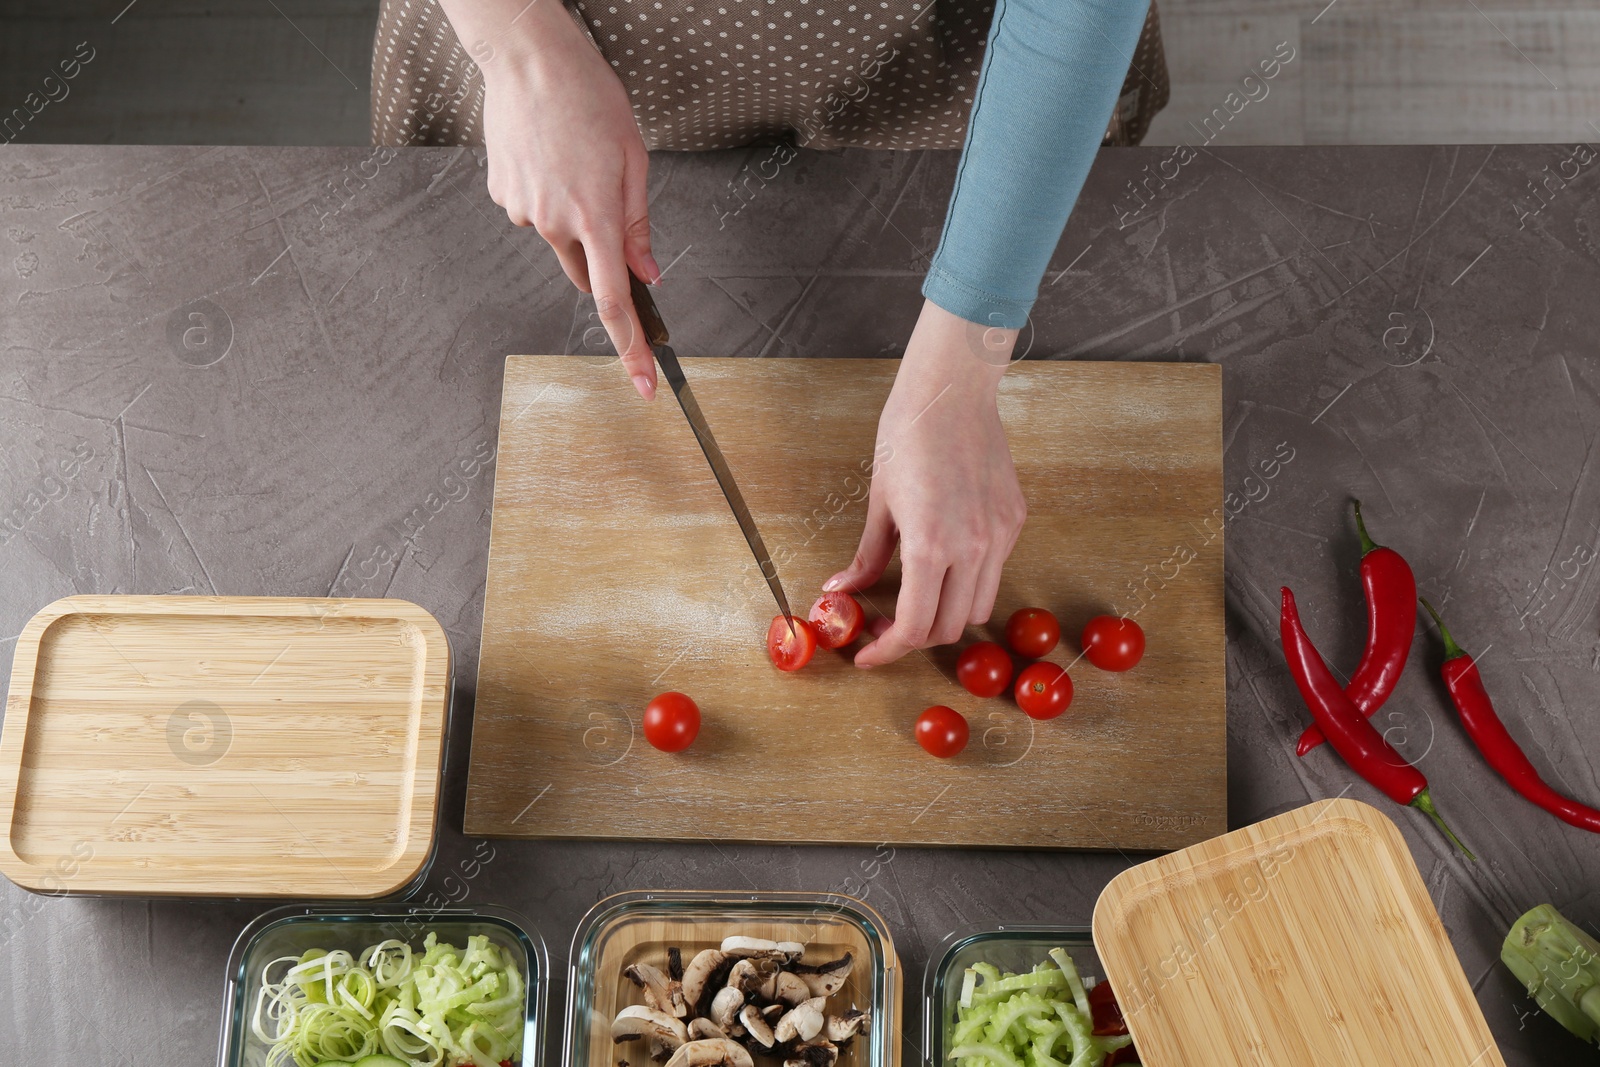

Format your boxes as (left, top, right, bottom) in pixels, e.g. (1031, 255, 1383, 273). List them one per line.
(629, 272, 671, 348)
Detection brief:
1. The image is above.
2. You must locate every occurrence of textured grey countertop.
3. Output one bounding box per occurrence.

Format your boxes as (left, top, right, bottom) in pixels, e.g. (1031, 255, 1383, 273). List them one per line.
(2, 143, 1598, 1065)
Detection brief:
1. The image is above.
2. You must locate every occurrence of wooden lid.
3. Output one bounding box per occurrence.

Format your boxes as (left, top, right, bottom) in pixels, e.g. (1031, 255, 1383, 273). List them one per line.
(0, 596, 450, 898)
(1092, 799, 1504, 1066)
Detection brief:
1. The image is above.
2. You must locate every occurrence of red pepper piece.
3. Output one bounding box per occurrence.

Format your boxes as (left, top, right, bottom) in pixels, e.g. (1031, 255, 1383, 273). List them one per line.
(1297, 500, 1416, 756)
(1281, 586, 1473, 858)
(1089, 980, 1128, 1036)
(1422, 599, 1600, 834)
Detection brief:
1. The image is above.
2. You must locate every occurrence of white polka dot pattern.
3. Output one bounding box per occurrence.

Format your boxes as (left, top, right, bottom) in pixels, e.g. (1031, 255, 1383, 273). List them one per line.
(370, 0, 999, 150)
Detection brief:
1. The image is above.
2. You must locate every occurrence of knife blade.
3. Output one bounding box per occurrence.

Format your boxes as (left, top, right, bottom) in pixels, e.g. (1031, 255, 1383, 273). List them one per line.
(629, 273, 794, 624)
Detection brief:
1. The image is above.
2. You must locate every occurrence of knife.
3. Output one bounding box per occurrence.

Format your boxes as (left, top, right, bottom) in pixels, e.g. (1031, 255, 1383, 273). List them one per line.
(628, 273, 794, 625)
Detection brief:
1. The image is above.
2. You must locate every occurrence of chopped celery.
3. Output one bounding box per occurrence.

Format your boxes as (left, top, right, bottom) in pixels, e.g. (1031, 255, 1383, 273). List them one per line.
(1502, 903, 1600, 1045)
(948, 950, 1137, 1067)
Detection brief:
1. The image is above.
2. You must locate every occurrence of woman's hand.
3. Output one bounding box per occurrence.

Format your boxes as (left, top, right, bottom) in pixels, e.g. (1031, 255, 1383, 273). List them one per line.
(827, 301, 1027, 667)
(450, 0, 660, 399)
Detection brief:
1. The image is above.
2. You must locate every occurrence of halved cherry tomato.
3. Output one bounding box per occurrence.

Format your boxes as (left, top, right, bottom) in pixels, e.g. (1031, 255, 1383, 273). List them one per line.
(809, 591, 864, 650)
(956, 641, 1013, 698)
(1005, 607, 1060, 658)
(915, 705, 969, 758)
(1089, 980, 1128, 1036)
(1015, 662, 1072, 719)
(1082, 615, 1145, 672)
(643, 692, 700, 752)
(767, 615, 817, 671)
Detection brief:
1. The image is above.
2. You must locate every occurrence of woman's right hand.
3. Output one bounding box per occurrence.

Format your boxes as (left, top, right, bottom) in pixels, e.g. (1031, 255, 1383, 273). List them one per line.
(465, 0, 661, 399)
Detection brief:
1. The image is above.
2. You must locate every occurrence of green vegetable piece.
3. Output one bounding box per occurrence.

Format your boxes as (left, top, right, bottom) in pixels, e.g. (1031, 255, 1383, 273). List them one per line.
(949, 1042, 1029, 1067)
(1047, 949, 1091, 1020)
(1502, 903, 1600, 1045)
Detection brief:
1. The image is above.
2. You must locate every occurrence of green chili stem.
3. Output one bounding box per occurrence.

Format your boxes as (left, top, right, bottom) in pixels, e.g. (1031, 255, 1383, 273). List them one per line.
(1412, 787, 1475, 860)
(1352, 498, 1380, 556)
(1419, 597, 1467, 660)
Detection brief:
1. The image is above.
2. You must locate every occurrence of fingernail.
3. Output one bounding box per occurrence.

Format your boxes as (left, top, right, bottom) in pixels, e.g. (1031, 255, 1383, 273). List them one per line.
(633, 374, 656, 400)
(644, 253, 663, 284)
(823, 576, 842, 592)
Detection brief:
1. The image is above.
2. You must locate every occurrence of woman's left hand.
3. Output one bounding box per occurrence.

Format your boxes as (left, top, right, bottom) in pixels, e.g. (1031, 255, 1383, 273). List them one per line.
(826, 300, 1028, 667)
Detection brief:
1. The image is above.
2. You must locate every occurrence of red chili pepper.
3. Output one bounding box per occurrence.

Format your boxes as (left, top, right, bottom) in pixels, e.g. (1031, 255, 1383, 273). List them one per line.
(1421, 599, 1600, 834)
(1297, 500, 1416, 756)
(1281, 586, 1472, 858)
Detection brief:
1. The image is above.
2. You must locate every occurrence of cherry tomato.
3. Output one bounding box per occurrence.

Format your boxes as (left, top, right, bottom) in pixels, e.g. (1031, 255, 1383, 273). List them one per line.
(915, 705, 969, 758)
(956, 641, 1013, 698)
(1082, 615, 1145, 672)
(643, 692, 700, 752)
(767, 615, 817, 671)
(1088, 981, 1128, 1036)
(1005, 607, 1060, 658)
(809, 591, 864, 650)
(1015, 662, 1073, 719)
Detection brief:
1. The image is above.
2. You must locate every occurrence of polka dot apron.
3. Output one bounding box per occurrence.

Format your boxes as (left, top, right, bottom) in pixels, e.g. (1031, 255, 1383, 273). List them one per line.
(370, 0, 1167, 150)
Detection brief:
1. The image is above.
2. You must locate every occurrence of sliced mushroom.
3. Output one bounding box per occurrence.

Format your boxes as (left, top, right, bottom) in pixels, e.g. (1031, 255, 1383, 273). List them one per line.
(720, 936, 795, 962)
(663, 1038, 754, 1067)
(613, 1005, 690, 1048)
(794, 1041, 839, 1067)
(649, 1039, 672, 1063)
(726, 957, 775, 997)
(760, 1004, 784, 1024)
(824, 1009, 870, 1044)
(773, 971, 811, 1007)
(774, 998, 826, 1044)
(688, 1019, 729, 1042)
(793, 953, 854, 998)
(710, 986, 746, 1032)
(739, 1004, 776, 1048)
(626, 961, 688, 1018)
(682, 949, 731, 1013)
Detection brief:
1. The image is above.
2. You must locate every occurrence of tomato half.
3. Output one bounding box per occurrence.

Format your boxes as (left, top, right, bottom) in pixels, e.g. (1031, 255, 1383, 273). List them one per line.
(915, 705, 969, 758)
(767, 615, 818, 671)
(1005, 607, 1060, 658)
(1082, 615, 1145, 672)
(956, 641, 1013, 698)
(809, 591, 864, 650)
(643, 692, 700, 752)
(1088, 980, 1128, 1036)
(1015, 662, 1073, 719)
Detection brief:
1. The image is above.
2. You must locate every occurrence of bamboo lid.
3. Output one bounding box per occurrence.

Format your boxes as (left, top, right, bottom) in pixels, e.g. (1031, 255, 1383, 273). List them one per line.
(1092, 798, 1504, 1066)
(0, 596, 450, 898)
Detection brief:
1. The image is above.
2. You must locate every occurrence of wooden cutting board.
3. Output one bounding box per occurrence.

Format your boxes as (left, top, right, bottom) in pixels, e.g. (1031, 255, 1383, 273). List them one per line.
(466, 356, 1223, 850)
(1092, 799, 1506, 1066)
(0, 596, 449, 897)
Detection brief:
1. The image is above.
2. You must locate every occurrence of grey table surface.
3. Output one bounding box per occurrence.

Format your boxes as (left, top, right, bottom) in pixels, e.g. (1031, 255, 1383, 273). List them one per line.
(2, 142, 1598, 1065)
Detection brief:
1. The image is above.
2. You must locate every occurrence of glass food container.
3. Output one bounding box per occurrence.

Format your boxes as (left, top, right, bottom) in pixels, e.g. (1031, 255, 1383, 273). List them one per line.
(566, 891, 901, 1067)
(218, 904, 547, 1067)
(923, 924, 1108, 1067)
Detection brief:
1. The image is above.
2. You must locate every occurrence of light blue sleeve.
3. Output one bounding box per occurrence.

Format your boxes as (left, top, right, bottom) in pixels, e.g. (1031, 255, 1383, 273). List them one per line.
(921, 0, 1151, 329)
